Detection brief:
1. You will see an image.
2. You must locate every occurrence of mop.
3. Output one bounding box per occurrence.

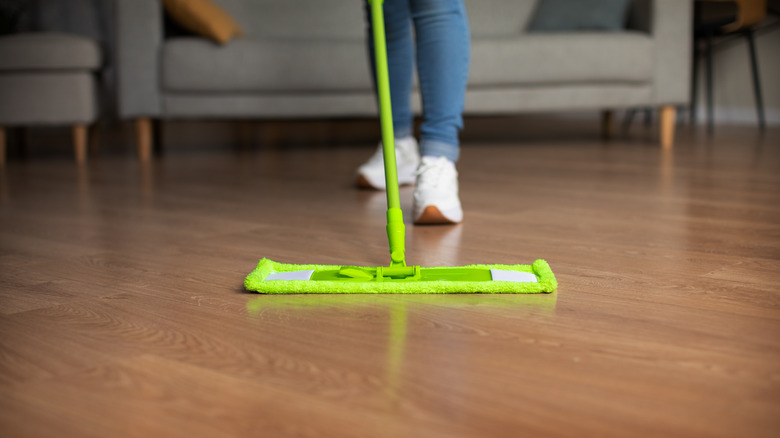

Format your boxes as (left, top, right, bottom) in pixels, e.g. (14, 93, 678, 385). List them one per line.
(244, 0, 556, 294)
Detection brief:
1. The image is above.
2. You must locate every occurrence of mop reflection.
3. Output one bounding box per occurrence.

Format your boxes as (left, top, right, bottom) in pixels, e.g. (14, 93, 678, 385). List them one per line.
(246, 292, 557, 409)
(385, 300, 407, 407)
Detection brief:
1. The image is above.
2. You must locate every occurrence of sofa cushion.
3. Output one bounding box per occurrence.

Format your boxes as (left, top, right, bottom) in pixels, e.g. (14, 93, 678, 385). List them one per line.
(208, 0, 540, 40)
(469, 32, 653, 87)
(209, 0, 366, 40)
(164, 32, 653, 94)
(162, 37, 372, 93)
(528, 0, 633, 32)
(466, 0, 538, 38)
(0, 72, 97, 124)
(0, 32, 101, 71)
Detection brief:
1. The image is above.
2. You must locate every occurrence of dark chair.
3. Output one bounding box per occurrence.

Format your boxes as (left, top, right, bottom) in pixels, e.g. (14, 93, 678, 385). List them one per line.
(691, 0, 767, 133)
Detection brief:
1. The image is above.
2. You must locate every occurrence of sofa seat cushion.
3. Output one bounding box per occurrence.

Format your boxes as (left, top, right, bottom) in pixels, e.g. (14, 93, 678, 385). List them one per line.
(162, 37, 372, 93)
(0, 33, 101, 72)
(0, 72, 97, 125)
(470, 32, 654, 87)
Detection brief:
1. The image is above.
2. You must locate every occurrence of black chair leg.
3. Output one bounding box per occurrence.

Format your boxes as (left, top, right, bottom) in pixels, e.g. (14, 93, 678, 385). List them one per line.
(153, 118, 164, 156)
(643, 108, 652, 127)
(705, 33, 715, 135)
(691, 40, 699, 125)
(622, 108, 637, 132)
(744, 29, 765, 131)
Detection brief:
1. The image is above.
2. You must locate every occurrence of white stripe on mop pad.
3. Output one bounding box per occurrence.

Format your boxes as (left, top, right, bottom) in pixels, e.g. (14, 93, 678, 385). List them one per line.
(266, 270, 315, 281)
(490, 269, 537, 283)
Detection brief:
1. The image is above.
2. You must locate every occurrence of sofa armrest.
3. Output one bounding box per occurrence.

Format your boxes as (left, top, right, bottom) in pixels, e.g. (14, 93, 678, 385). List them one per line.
(648, 0, 692, 105)
(115, 0, 162, 118)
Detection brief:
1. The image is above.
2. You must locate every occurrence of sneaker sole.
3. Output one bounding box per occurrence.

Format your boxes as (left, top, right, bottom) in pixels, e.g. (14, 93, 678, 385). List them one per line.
(356, 174, 382, 190)
(414, 206, 461, 225)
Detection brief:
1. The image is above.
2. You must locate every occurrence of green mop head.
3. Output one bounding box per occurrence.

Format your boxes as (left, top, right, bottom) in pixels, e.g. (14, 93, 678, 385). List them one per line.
(244, 258, 557, 294)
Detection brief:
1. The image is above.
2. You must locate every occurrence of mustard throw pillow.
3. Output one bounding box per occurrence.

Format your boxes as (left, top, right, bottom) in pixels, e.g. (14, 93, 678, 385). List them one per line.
(162, 0, 243, 44)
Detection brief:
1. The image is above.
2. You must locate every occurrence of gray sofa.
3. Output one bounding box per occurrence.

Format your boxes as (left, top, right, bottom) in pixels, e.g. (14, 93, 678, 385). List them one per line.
(0, 32, 102, 165)
(116, 0, 691, 160)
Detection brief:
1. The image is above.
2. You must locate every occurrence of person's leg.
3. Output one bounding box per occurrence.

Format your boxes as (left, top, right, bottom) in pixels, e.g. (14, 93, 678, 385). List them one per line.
(410, 0, 470, 162)
(365, 0, 414, 138)
(408, 0, 469, 223)
(357, 0, 420, 190)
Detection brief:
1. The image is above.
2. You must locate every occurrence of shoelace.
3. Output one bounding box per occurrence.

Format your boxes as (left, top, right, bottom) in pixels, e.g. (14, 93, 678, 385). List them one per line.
(416, 157, 449, 191)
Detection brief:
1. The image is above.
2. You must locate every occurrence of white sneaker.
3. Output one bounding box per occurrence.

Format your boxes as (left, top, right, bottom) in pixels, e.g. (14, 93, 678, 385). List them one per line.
(413, 156, 463, 224)
(356, 136, 420, 190)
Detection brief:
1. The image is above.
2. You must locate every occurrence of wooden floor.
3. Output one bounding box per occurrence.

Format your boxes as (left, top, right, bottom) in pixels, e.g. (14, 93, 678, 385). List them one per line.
(1, 119, 779, 437)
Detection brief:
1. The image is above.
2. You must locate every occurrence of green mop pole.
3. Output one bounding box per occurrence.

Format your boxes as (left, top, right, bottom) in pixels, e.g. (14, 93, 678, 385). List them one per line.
(369, 0, 407, 269)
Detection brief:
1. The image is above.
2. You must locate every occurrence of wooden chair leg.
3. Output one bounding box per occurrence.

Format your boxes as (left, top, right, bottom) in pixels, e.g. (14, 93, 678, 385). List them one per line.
(135, 118, 153, 162)
(601, 110, 614, 140)
(73, 124, 88, 165)
(660, 105, 676, 149)
(0, 127, 5, 167)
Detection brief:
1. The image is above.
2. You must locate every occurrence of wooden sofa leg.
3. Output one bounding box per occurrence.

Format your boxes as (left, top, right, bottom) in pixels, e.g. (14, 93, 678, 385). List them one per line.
(135, 118, 153, 162)
(660, 105, 676, 149)
(0, 127, 5, 167)
(73, 124, 88, 165)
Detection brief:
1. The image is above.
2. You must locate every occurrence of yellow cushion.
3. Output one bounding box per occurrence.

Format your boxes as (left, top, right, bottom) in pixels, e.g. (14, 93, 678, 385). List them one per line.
(162, 0, 243, 44)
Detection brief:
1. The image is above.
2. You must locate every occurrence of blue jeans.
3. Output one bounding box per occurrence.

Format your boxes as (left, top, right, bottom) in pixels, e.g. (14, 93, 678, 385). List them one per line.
(366, 0, 470, 163)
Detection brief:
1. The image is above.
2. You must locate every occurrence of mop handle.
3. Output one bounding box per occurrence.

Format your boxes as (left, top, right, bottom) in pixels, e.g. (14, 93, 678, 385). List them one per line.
(369, 0, 406, 267)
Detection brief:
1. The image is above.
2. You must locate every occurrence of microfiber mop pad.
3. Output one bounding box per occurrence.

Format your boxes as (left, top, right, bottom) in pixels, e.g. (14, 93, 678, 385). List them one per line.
(244, 258, 557, 294)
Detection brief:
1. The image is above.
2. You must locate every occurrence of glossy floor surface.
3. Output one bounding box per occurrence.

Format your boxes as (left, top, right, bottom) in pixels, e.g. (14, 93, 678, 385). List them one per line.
(1, 121, 779, 437)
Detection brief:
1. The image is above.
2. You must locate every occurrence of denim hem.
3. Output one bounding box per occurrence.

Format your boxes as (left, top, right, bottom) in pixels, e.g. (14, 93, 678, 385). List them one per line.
(420, 138, 459, 162)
